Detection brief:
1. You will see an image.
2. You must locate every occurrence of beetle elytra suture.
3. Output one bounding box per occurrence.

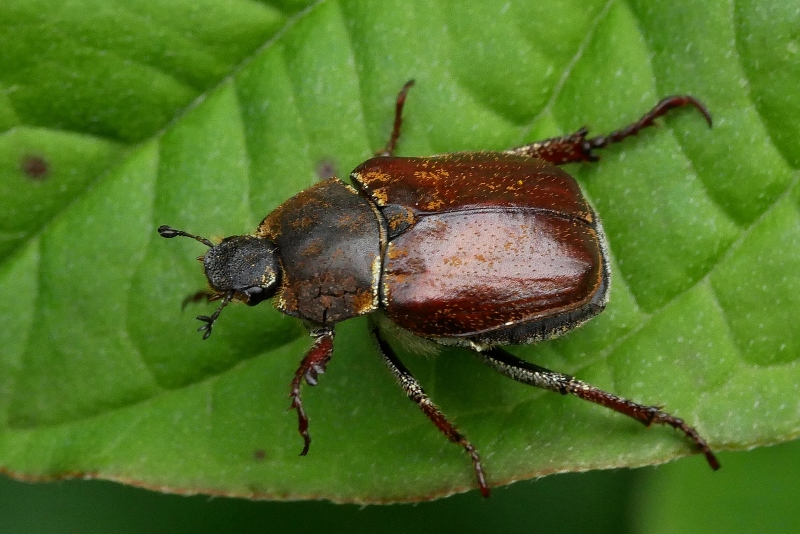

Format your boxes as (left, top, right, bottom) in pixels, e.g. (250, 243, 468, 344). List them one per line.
(159, 81, 719, 497)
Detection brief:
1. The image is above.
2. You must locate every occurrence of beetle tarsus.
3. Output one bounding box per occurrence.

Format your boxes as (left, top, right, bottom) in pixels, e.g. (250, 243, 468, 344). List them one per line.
(289, 392, 311, 456)
(375, 79, 416, 157)
(649, 412, 721, 470)
(583, 94, 712, 154)
(372, 327, 491, 497)
(480, 347, 720, 471)
(289, 330, 335, 457)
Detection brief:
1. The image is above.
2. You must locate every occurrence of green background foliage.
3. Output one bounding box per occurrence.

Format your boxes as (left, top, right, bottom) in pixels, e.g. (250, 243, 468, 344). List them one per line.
(1, 0, 798, 530)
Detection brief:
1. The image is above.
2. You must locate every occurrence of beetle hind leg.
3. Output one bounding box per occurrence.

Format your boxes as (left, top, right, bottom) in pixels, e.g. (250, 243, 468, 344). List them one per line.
(289, 328, 335, 456)
(372, 327, 490, 497)
(480, 347, 720, 470)
(504, 95, 712, 165)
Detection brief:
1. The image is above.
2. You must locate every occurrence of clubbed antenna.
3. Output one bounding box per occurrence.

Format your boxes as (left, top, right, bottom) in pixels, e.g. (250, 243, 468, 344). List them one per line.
(158, 225, 214, 248)
(196, 291, 233, 340)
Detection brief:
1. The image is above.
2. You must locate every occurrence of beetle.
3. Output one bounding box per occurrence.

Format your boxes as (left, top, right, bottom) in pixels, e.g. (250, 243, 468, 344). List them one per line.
(159, 80, 719, 497)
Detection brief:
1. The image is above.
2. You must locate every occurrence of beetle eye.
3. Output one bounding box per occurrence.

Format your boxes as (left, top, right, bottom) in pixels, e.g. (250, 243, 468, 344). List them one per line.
(243, 285, 270, 306)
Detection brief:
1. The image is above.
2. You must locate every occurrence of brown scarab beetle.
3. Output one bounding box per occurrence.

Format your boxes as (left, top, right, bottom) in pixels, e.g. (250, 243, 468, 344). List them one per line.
(159, 81, 719, 497)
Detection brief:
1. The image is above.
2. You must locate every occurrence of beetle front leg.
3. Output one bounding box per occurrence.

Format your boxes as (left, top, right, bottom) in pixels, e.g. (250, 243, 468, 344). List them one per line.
(289, 327, 334, 456)
(372, 328, 490, 497)
(480, 347, 720, 470)
(504, 95, 712, 165)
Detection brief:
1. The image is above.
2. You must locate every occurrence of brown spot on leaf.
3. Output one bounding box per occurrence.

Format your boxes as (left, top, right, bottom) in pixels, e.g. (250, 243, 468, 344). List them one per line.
(21, 155, 49, 181)
(316, 159, 338, 181)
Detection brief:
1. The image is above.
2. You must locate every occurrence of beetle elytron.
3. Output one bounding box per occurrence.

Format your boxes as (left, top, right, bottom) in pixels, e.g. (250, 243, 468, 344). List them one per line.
(159, 81, 719, 497)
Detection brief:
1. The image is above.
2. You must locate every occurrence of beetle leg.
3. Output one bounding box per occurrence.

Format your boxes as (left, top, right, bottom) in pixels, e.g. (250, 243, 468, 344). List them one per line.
(181, 290, 214, 310)
(480, 347, 720, 470)
(372, 328, 490, 497)
(375, 80, 416, 157)
(504, 95, 712, 165)
(289, 327, 335, 456)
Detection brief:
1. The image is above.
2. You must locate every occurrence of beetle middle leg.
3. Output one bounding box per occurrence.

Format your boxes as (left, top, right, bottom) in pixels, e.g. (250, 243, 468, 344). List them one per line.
(289, 327, 335, 456)
(504, 95, 712, 165)
(371, 327, 490, 497)
(479, 347, 720, 470)
(375, 79, 416, 158)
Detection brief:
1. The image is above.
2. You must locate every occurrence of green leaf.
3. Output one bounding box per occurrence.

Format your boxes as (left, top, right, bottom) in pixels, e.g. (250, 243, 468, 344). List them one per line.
(636, 440, 800, 533)
(1, 0, 798, 503)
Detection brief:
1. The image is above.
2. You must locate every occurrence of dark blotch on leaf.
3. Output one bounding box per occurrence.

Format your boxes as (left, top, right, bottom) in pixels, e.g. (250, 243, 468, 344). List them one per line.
(316, 158, 338, 182)
(21, 155, 49, 181)
(253, 449, 266, 461)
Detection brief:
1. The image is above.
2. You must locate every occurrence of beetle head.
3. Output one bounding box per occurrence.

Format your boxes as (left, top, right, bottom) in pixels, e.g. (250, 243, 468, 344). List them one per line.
(202, 235, 280, 306)
(158, 225, 281, 338)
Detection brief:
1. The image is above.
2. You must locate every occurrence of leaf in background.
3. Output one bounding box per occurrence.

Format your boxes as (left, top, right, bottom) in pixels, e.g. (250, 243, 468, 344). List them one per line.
(0, 0, 798, 503)
(636, 440, 800, 533)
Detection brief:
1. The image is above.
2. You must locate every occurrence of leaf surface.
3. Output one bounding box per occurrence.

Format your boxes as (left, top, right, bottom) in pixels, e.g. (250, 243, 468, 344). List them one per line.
(0, 0, 798, 502)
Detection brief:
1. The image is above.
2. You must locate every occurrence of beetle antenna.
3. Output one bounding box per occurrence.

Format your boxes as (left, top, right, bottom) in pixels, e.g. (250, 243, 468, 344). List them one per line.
(196, 291, 233, 339)
(158, 225, 214, 248)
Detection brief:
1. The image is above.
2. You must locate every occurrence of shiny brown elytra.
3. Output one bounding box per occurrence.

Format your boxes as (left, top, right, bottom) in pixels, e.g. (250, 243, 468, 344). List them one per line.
(159, 81, 719, 497)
